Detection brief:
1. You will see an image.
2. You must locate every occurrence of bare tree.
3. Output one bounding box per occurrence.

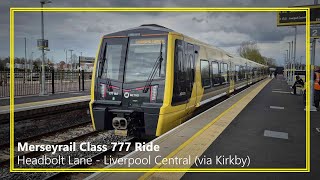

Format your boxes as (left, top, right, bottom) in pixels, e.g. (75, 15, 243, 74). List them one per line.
(237, 41, 265, 64)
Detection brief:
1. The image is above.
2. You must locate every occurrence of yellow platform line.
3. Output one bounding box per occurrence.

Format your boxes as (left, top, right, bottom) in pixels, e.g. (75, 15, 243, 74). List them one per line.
(139, 79, 271, 180)
(0, 95, 90, 112)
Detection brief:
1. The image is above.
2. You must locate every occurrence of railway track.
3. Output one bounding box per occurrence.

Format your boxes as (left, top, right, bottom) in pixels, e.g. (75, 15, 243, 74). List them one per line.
(44, 137, 138, 180)
(0, 108, 91, 147)
(0, 130, 136, 180)
(0, 82, 260, 179)
(0, 122, 95, 166)
(0, 100, 90, 124)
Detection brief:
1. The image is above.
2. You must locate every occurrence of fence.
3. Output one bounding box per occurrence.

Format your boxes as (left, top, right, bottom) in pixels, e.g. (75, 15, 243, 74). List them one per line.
(0, 70, 92, 98)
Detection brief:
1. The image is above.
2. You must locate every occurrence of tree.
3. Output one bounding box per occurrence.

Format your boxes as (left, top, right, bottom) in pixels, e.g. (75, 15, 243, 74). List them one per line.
(0, 58, 5, 70)
(237, 41, 266, 64)
(59, 61, 65, 70)
(263, 57, 277, 67)
(47, 59, 54, 70)
(1, 57, 10, 71)
(33, 58, 41, 71)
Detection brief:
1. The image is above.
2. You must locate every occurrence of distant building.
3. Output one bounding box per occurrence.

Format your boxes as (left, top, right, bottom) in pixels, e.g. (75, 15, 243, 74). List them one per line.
(7, 63, 32, 70)
(79, 56, 94, 72)
(80, 63, 94, 72)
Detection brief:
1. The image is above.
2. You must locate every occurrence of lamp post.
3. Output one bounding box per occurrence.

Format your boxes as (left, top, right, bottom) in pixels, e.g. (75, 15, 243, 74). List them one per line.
(286, 50, 289, 68)
(24, 37, 27, 83)
(300, 56, 304, 70)
(40, 0, 51, 95)
(30, 52, 34, 71)
(30, 52, 34, 81)
(69, 49, 74, 71)
(291, 26, 297, 69)
(291, 40, 294, 83)
(69, 49, 74, 83)
(285, 50, 289, 79)
(79, 52, 82, 70)
(64, 49, 67, 69)
(287, 42, 291, 83)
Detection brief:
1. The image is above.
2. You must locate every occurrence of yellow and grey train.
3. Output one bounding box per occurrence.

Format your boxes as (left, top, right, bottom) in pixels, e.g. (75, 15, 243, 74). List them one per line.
(89, 24, 268, 137)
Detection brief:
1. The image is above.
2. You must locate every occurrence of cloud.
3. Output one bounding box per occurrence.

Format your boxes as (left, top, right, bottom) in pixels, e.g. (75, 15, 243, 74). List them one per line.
(0, 0, 316, 66)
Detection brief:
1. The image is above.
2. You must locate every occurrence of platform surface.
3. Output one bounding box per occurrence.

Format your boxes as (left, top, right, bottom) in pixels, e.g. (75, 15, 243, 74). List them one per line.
(0, 91, 90, 114)
(87, 75, 319, 180)
(87, 78, 275, 180)
(182, 77, 319, 179)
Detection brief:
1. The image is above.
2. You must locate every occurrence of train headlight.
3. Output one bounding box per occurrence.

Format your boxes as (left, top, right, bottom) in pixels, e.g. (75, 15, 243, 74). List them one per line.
(150, 85, 158, 103)
(100, 83, 106, 98)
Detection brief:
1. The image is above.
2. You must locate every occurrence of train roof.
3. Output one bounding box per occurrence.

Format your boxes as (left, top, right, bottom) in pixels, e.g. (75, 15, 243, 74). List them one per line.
(104, 24, 173, 37)
(103, 24, 268, 68)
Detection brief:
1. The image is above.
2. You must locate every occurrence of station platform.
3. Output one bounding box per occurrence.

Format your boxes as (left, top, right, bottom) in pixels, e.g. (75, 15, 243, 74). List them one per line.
(0, 91, 90, 115)
(87, 75, 319, 180)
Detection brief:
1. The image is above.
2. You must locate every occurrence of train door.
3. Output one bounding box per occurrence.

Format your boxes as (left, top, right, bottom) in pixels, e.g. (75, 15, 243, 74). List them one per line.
(172, 39, 187, 109)
(249, 65, 253, 84)
(245, 62, 249, 85)
(172, 40, 197, 123)
(229, 61, 235, 93)
(185, 43, 197, 114)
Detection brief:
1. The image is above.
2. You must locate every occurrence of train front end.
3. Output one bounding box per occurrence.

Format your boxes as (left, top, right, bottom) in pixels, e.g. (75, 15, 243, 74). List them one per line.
(90, 25, 170, 137)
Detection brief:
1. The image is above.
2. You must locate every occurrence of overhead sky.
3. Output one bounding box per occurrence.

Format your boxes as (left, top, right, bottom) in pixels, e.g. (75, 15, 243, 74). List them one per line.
(1, 0, 319, 65)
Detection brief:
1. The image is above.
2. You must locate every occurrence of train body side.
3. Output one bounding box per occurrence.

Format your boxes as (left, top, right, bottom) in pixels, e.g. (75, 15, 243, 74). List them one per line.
(90, 26, 268, 137)
(155, 32, 268, 135)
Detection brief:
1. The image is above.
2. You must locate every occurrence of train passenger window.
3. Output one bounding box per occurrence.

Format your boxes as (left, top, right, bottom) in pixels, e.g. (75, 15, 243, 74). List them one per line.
(200, 60, 211, 88)
(211, 62, 220, 86)
(220, 63, 228, 83)
(224, 63, 228, 73)
(252, 67, 256, 78)
(220, 63, 224, 73)
(240, 66, 245, 80)
(248, 66, 252, 79)
(235, 65, 240, 81)
(212, 62, 219, 74)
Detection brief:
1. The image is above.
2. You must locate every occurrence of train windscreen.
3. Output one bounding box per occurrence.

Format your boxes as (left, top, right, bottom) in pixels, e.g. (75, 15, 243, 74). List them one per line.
(124, 37, 166, 82)
(100, 44, 123, 81)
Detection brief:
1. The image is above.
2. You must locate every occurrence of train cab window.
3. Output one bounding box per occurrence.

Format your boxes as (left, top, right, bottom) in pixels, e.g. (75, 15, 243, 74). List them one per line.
(211, 61, 220, 86)
(101, 44, 123, 81)
(200, 60, 211, 88)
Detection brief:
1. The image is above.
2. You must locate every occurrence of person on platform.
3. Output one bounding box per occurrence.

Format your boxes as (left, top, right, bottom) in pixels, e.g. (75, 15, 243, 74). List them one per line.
(314, 66, 320, 110)
(291, 75, 304, 95)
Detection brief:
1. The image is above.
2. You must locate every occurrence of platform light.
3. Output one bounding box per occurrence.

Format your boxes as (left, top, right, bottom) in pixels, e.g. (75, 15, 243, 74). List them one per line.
(39, 0, 52, 95)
